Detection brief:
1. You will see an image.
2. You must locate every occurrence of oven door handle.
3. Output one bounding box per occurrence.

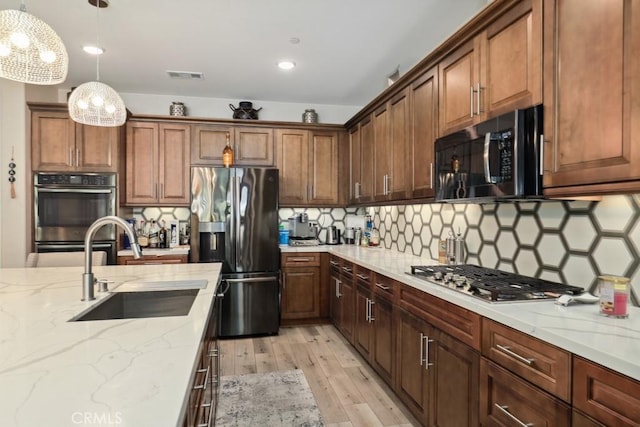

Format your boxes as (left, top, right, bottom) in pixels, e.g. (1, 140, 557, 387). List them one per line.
(35, 188, 114, 194)
(36, 243, 113, 250)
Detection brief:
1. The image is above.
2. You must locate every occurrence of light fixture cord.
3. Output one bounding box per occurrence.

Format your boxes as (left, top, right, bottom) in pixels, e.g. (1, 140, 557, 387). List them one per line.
(19, 1, 26, 12)
(95, 0, 100, 81)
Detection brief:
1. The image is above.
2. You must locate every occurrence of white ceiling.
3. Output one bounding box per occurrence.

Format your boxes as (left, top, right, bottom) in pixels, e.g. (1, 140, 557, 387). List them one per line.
(2, 0, 488, 107)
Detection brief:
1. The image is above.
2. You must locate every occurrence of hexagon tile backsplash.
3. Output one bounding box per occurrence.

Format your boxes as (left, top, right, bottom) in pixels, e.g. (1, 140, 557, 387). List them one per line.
(134, 195, 639, 305)
(370, 195, 640, 305)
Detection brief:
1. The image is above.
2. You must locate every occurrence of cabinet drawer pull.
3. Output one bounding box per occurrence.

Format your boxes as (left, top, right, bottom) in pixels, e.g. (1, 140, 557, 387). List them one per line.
(289, 257, 311, 262)
(420, 333, 434, 370)
(342, 266, 352, 273)
(193, 366, 210, 390)
(330, 260, 339, 266)
(496, 344, 534, 366)
(197, 399, 214, 427)
(369, 299, 375, 322)
(335, 278, 342, 298)
(539, 134, 545, 175)
(375, 283, 390, 291)
(470, 86, 474, 118)
(356, 273, 369, 281)
(494, 404, 533, 427)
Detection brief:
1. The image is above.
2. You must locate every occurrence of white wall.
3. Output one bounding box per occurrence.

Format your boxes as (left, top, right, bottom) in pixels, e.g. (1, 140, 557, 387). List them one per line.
(58, 90, 361, 124)
(0, 80, 28, 267)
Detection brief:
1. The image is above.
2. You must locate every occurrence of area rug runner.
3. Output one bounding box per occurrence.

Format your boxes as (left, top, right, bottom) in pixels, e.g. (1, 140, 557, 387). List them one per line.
(215, 369, 324, 426)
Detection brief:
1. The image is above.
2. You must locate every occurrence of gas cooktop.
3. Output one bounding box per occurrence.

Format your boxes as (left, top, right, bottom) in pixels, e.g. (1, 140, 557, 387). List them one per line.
(409, 264, 584, 303)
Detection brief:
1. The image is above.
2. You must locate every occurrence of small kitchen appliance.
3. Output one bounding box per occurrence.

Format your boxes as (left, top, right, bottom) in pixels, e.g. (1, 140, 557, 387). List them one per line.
(287, 214, 320, 246)
(344, 227, 355, 244)
(409, 264, 583, 303)
(326, 226, 341, 245)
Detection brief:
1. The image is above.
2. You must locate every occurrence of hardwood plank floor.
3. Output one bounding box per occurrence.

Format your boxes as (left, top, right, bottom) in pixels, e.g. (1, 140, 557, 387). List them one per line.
(219, 325, 420, 427)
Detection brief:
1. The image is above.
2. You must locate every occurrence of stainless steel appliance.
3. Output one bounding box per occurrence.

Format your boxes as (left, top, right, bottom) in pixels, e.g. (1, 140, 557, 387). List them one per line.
(33, 172, 117, 264)
(326, 226, 341, 245)
(409, 264, 583, 303)
(289, 213, 313, 238)
(434, 104, 543, 202)
(190, 167, 280, 337)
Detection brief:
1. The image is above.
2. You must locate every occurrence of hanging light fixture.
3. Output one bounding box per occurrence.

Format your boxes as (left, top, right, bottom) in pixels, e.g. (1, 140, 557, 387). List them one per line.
(0, 1, 68, 84)
(68, 0, 125, 127)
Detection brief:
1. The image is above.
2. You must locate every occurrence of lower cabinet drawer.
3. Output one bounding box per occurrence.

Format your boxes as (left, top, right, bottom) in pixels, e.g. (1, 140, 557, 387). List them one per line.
(281, 252, 320, 267)
(480, 358, 571, 427)
(573, 356, 640, 427)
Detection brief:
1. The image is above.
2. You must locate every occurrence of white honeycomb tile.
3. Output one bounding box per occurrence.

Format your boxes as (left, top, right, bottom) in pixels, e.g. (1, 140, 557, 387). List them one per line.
(384, 213, 392, 231)
(593, 195, 635, 232)
(454, 204, 466, 213)
(563, 256, 597, 289)
(390, 222, 400, 242)
(629, 219, 640, 256)
(496, 204, 518, 228)
(497, 262, 515, 273)
(562, 215, 597, 251)
(467, 254, 480, 265)
(514, 248, 538, 276)
(515, 215, 539, 246)
(480, 215, 499, 242)
(518, 202, 537, 212)
(536, 234, 565, 267)
(405, 205, 415, 218)
(142, 207, 162, 222)
(479, 244, 499, 268)
(419, 205, 432, 224)
(496, 230, 518, 260)
(464, 204, 483, 226)
(279, 208, 294, 221)
(398, 214, 407, 233)
(538, 202, 567, 230)
(429, 237, 441, 260)
(411, 237, 423, 256)
(397, 234, 407, 252)
(330, 208, 346, 221)
(539, 269, 562, 283)
(429, 214, 443, 239)
(441, 205, 455, 225)
(174, 208, 191, 221)
(404, 222, 414, 238)
(412, 214, 424, 236)
(593, 237, 633, 276)
(379, 221, 387, 236)
(452, 214, 467, 237)
(431, 203, 442, 213)
(465, 228, 483, 256)
(566, 200, 594, 212)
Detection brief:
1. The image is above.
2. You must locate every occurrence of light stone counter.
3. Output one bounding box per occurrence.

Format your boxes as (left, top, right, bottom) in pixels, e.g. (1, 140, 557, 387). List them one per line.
(0, 263, 221, 427)
(282, 244, 640, 382)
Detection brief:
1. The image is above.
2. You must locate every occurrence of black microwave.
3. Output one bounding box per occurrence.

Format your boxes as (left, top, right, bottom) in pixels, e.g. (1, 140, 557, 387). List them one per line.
(434, 104, 543, 202)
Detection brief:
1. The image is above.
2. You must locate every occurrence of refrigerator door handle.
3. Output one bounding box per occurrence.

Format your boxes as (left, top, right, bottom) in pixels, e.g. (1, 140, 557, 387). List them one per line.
(225, 277, 277, 283)
(234, 175, 242, 270)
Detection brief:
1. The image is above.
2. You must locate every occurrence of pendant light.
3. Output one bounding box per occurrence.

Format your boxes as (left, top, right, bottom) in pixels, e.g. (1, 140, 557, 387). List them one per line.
(0, 1, 68, 84)
(68, 0, 125, 127)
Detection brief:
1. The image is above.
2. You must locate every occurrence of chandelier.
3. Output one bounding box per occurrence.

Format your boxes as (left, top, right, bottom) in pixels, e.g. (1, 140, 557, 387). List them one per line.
(68, 0, 125, 127)
(0, 2, 68, 85)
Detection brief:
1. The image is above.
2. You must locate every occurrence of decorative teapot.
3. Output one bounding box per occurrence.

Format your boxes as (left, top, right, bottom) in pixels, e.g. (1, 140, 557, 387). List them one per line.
(229, 101, 262, 120)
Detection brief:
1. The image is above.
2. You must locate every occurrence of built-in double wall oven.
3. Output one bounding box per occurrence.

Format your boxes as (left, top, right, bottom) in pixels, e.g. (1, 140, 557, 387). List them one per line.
(34, 173, 117, 264)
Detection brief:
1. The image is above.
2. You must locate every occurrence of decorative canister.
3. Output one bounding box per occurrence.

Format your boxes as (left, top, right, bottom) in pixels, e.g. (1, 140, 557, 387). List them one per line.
(302, 109, 318, 123)
(169, 102, 186, 116)
(598, 275, 630, 318)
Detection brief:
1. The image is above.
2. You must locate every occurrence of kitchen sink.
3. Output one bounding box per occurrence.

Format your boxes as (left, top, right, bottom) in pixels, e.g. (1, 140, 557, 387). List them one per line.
(70, 289, 199, 321)
(114, 279, 208, 292)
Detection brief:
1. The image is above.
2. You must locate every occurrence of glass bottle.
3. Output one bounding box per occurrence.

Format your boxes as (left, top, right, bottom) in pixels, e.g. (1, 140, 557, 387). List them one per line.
(159, 220, 167, 248)
(222, 132, 233, 168)
(137, 220, 149, 248)
(148, 218, 159, 248)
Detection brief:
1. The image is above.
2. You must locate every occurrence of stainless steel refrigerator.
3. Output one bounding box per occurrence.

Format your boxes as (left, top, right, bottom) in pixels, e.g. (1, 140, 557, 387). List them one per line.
(190, 167, 280, 337)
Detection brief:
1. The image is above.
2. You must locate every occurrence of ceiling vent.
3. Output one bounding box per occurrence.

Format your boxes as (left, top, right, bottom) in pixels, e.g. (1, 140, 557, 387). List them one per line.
(166, 70, 204, 80)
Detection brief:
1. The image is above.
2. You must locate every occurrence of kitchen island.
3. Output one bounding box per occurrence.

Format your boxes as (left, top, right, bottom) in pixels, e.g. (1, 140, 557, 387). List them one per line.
(0, 263, 221, 427)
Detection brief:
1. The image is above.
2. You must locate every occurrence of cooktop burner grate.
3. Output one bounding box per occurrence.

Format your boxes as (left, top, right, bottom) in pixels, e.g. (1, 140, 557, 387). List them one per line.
(409, 264, 584, 303)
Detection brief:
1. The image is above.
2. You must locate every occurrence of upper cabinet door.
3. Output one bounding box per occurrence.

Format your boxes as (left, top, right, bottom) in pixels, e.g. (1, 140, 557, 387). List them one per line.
(31, 110, 75, 171)
(543, 0, 640, 194)
(411, 67, 438, 199)
(158, 123, 190, 205)
(389, 90, 411, 200)
(349, 126, 361, 204)
(75, 125, 119, 172)
(191, 124, 234, 165)
(373, 104, 391, 200)
(359, 116, 375, 204)
(308, 131, 339, 205)
(235, 127, 275, 166)
(126, 121, 159, 205)
(439, 0, 541, 136)
(276, 128, 309, 205)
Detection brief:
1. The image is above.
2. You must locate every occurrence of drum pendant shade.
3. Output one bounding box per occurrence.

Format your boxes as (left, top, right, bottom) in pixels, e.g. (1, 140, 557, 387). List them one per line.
(68, 81, 126, 127)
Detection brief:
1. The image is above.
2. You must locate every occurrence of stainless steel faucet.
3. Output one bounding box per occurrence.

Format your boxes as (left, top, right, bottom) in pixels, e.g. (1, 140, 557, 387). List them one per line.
(83, 216, 142, 301)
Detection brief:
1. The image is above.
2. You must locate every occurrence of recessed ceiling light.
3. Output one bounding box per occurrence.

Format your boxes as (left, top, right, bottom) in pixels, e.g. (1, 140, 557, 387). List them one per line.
(278, 61, 296, 70)
(82, 45, 104, 55)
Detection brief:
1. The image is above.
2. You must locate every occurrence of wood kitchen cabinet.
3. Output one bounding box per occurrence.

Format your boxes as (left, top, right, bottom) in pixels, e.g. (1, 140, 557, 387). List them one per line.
(117, 254, 188, 265)
(396, 306, 480, 426)
(30, 104, 119, 172)
(349, 116, 375, 204)
(276, 129, 339, 206)
(329, 257, 355, 343)
(542, 0, 640, 196)
(281, 253, 321, 322)
(438, 0, 542, 136)
(191, 124, 275, 166)
(410, 67, 438, 199)
(125, 121, 191, 206)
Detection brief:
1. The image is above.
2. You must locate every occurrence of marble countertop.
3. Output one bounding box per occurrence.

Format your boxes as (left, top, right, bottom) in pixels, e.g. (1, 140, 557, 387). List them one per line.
(281, 244, 640, 382)
(117, 245, 190, 256)
(0, 263, 221, 427)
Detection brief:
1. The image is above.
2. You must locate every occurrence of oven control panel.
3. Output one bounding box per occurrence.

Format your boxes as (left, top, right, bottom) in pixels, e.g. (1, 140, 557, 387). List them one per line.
(35, 173, 116, 187)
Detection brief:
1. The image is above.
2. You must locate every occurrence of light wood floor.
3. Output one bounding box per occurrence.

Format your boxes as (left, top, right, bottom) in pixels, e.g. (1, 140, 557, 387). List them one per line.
(218, 324, 421, 427)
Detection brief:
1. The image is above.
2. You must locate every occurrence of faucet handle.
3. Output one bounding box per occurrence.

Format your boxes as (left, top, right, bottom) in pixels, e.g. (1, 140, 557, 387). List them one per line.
(96, 279, 113, 293)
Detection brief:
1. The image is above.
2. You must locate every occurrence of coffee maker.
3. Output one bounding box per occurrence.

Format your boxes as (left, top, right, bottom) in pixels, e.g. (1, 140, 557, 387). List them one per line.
(288, 213, 319, 246)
